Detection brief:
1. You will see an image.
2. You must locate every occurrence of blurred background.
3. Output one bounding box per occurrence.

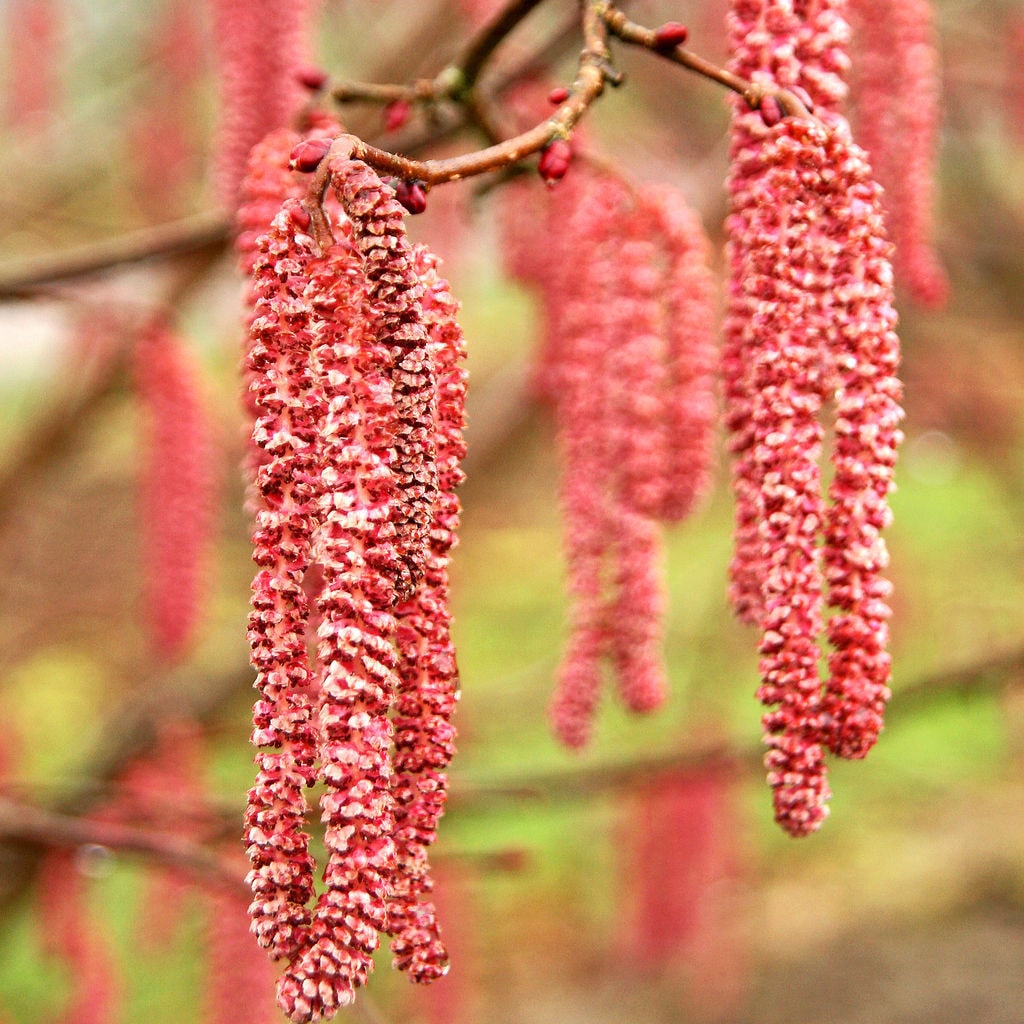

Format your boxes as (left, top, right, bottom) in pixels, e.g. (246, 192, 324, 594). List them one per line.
(0, 0, 1023, 1022)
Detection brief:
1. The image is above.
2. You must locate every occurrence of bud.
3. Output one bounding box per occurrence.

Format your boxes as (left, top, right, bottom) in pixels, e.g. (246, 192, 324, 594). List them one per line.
(759, 95, 783, 127)
(548, 86, 571, 105)
(296, 66, 328, 92)
(788, 84, 815, 114)
(283, 198, 311, 230)
(653, 22, 689, 50)
(538, 139, 572, 184)
(384, 99, 412, 132)
(289, 137, 332, 172)
(393, 180, 427, 214)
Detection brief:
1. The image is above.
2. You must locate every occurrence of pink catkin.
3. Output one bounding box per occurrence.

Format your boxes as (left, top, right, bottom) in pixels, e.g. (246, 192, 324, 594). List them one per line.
(105, 721, 211, 952)
(5, 0, 60, 131)
(387, 246, 466, 983)
(403, 861, 476, 1024)
(820, 127, 903, 760)
(244, 203, 322, 965)
(248, 165, 453, 1022)
(848, 0, 948, 306)
(328, 155, 439, 598)
(210, 0, 313, 207)
(545, 171, 633, 747)
(132, 320, 216, 662)
(726, 104, 903, 831)
(237, 119, 344, 513)
(128, 1, 204, 217)
(639, 187, 718, 523)
(37, 850, 121, 1024)
(505, 167, 716, 747)
(278, 211, 403, 1020)
(743, 119, 834, 836)
(794, 0, 851, 114)
(723, 0, 805, 627)
(206, 887, 281, 1024)
(618, 768, 742, 974)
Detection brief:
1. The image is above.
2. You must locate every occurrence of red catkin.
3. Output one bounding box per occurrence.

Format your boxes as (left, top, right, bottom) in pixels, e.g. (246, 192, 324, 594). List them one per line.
(210, 0, 314, 206)
(726, 1, 903, 835)
(244, 205, 322, 964)
(245, 156, 463, 1022)
(328, 155, 439, 599)
(4, 0, 61, 131)
(386, 246, 467, 983)
(848, 0, 948, 306)
(132, 320, 216, 662)
(37, 850, 122, 1024)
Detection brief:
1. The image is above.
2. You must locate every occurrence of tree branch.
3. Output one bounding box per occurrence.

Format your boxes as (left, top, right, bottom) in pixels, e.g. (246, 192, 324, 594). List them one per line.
(0, 211, 229, 300)
(0, 796, 246, 895)
(601, 7, 812, 116)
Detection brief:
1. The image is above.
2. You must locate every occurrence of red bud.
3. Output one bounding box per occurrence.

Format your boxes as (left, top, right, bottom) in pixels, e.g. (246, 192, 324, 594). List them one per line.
(759, 95, 783, 127)
(283, 199, 311, 230)
(788, 85, 815, 114)
(538, 139, 572, 184)
(296, 66, 329, 92)
(384, 99, 412, 133)
(394, 180, 427, 215)
(653, 22, 688, 50)
(548, 86, 571, 105)
(289, 137, 332, 172)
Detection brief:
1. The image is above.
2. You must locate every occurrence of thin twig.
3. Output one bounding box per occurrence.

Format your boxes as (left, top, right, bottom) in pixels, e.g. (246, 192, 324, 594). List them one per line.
(459, 0, 552, 89)
(0, 796, 247, 895)
(601, 6, 812, 116)
(306, 5, 612, 196)
(0, 210, 230, 299)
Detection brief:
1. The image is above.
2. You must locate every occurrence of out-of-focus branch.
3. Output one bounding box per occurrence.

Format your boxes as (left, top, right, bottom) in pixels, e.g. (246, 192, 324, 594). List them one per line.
(459, 0, 551, 89)
(0, 210, 229, 300)
(0, 796, 246, 895)
(0, 663, 252, 915)
(454, 644, 1024, 804)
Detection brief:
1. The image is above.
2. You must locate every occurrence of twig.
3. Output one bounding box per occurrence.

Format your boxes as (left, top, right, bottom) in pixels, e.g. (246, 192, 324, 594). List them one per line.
(0, 210, 229, 299)
(459, 0, 551, 89)
(306, 1, 613, 200)
(601, 6, 812, 117)
(0, 796, 246, 895)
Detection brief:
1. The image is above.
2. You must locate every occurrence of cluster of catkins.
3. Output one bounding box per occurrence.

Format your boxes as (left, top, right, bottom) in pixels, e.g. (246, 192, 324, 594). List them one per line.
(232, 0, 934, 1011)
(723, 0, 904, 835)
(239, 127, 466, 1022)
(503, 164, 717, 749)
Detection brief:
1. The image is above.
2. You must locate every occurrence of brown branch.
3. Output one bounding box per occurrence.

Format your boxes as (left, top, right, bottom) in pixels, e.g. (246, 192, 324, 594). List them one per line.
(0, 796, 246, 895)
(459, 0, 552, 89)
(452, 644, 1024, 807)
(306, 7, 612, 202)
(601, 6, 812, 117)
(0, 210, 230, 300)
(0, 664, 252, 916)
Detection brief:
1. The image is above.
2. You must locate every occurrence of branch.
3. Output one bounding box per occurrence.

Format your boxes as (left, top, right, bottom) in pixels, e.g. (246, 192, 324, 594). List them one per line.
(306, 2, 614, 204)
(458, 0, 551, 89)
(0, 210, 230, 300)
(452, 643, 1024, 806)
(0, 796, 246, 895)
(601, 7, 812, 116)
(0, 664, 252, 915)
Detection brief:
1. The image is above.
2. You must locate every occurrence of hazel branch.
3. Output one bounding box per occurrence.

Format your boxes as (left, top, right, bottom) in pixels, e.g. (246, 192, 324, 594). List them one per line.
(458, 0, 551, 89)
(0, 211, 229, 300)
(329, 0, 550, 118)
(0, 795, 247, 894)
(305, 2, 612, 209)
(600, 6, 812, 117)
